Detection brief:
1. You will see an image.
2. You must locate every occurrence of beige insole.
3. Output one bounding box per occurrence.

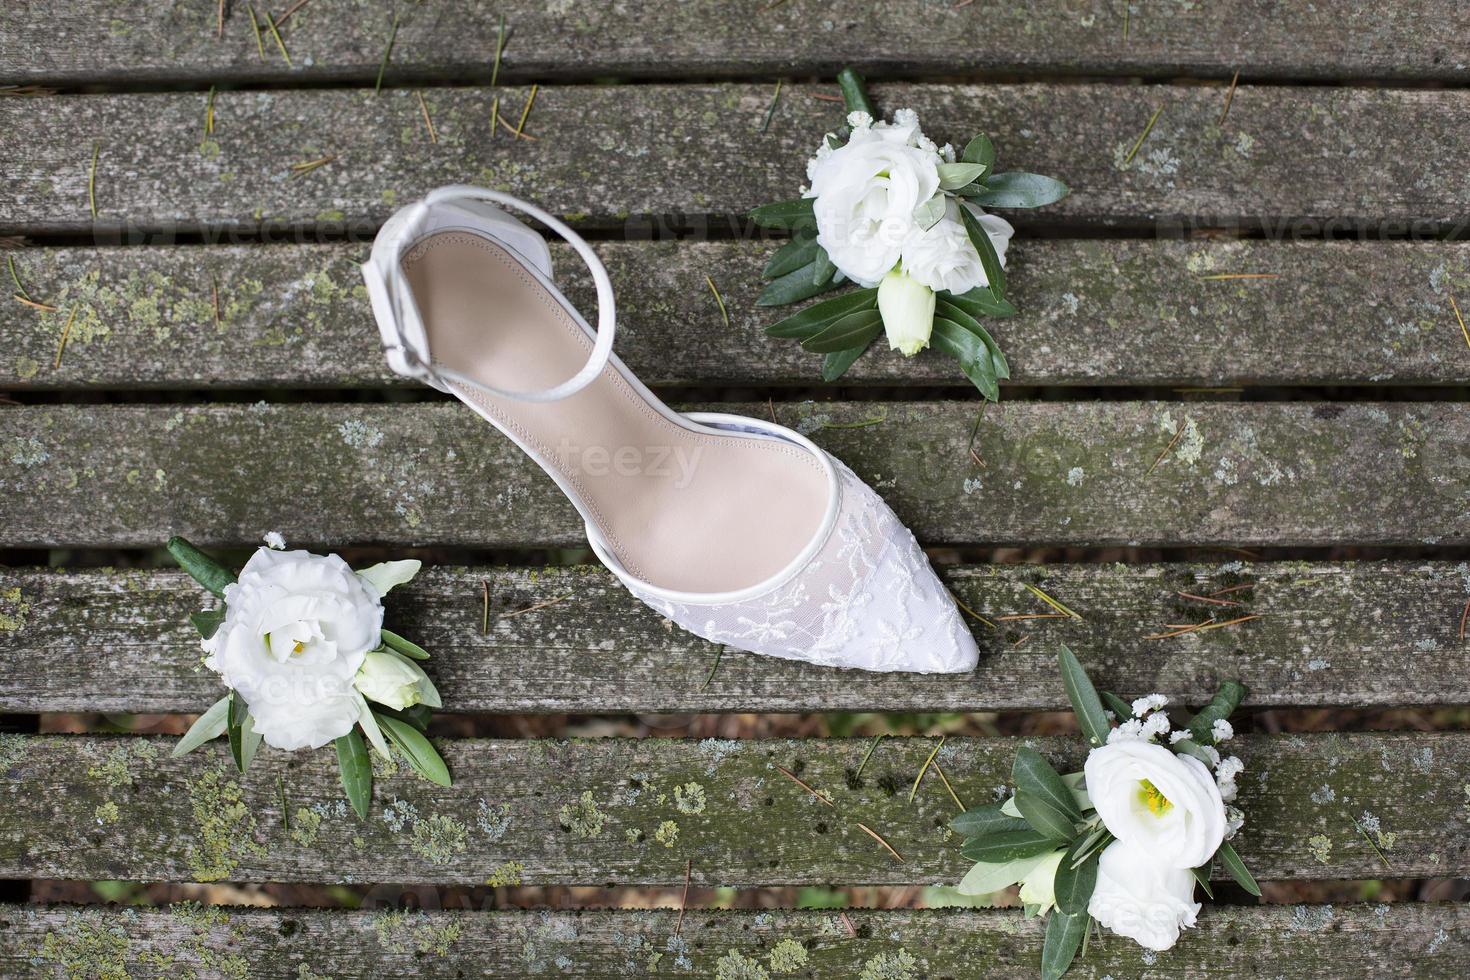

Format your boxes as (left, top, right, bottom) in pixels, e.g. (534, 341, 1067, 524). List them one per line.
(403, 231, 830, 594)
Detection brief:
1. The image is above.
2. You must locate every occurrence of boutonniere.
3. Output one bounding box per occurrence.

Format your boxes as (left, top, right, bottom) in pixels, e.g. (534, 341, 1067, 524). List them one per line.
(751, 67, 1069, 402)
(167, 534, 450, 818)
(952, 646, 1257, 978)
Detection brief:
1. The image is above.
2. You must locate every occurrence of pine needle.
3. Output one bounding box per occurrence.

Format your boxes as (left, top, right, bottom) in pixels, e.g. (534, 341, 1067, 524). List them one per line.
(839, 912, 857, 937)
(1451, 295, 1470, 351)
(700, 648, 722, 691)
(855, 734, 884, 780)
(1208, 582, 1255, 597)
(488, 14, 508, 136)
(1218, 70, 1241, 124)
(247, 5, 266, 58)
(675, 858, 692, 935)
(416, 91, 437, 143)
(772, 763, 833, 806)
(1024, 583, 1082, 620)
(375, 10, 402, 94)
(481, 579, 490, 634)
(908, 736, 945, 802)
(1144, 613, 1262, 640)
(277, 0, 315, 25)
(289, 154, 336, 177)
(1348, 811, 1392, 868)
(705, 275, 730, 327)
(1459, 598, 1469, 643)
(760, 79, 783, 134)
(1199, 273, 1279, 281)
(87, 142, 100, 219)
(495, 114, 539, 140)
(217, 0, 226, 39)
(513, 83, 539, 139)
(499, 593, 571, 619)
(13, 296, 58, 312)
(1145, 422, 1186, 476)
(54, 305, 78, 369)
(262, 9, 293, 66)
(995, 613, 1067, 622)
(1177, 590, 1242, 607)
(815, 412, 888, 430)
(1123, 103, 1164, 166)
(948, 589, 996, 629)
(490, 14, 508, 85)
(8, 255, 30, 300)
(202, 85, 217, 140)
(855, 821, 904, 862)
(1122, 2, 1130, 39)
(211, 274, 221, 327)
(932, 760, 966, 812)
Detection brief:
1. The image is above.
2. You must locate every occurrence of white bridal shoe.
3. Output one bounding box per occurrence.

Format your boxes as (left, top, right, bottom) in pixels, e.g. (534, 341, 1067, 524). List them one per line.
(361, 187, 979, 673)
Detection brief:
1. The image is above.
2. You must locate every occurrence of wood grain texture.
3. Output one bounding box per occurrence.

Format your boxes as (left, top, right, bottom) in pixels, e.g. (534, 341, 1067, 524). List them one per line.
(4, 1, 1469, 86)
(7, 904, 1467, 979)
(2, 401, 1467, 549)
(4, 83, 1469, 237)
(5, 239, 1469, 390)
(3, 562, 1469, 715)
(2, 733, 1465, 884)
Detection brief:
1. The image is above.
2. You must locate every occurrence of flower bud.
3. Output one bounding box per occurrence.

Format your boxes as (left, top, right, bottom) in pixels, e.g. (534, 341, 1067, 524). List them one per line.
(877, 269, 935, 356)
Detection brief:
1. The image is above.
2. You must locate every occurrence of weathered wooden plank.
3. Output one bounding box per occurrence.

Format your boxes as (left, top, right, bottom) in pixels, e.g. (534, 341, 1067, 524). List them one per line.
(7, 904, 1466, 979)
(2, 402, 1467, 549)
(4, 83, 1468, 237)
(3, 562, 1469, 715)
(0, 734, 1464, 884)
(5, 239, 1469, 390)
(5, 1, 1469, 86)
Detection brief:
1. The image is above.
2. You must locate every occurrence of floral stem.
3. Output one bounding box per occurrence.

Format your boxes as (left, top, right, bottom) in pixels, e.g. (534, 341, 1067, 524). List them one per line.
(836, 66, 875, 118)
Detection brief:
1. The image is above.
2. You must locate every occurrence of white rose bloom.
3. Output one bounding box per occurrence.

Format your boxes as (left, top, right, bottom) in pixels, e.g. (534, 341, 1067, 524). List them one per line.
(1083, 740, 1226, 869)
(355, 648, 441, 711)
(877, 269, 936, 356)
(1088, 840, 1201, 951)
(900, 200, 1013, 296)
(202, 548, 384, 751)
(806, 112, 942, 287)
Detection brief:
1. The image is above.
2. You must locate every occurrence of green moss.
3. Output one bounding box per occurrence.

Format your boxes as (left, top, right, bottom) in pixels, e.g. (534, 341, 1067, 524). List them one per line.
(0, 732, 28, 771)
(373, 910, 462, 956)
(186, 767, 265, 882)
(859, 950, 919, 980)
(558, 790, 606, 839)
(38, 915, 133, 980)
(485, 859, 524, 886)
(410, 814, 468, 864)
(768, 937, 808, 973)
(87, 746, 138, 788)
(0, 585, 28, 631)
(714, 950, 770, 980)
(290, 807, 322, 847)
(95, 801, 120, 824)
(673, 782, 707, 814)
(297, 965, 333, 980)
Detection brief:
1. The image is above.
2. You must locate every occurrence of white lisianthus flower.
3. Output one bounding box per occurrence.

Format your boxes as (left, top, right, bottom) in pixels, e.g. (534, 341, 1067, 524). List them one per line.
(202, 548, 384, 751)
(355, 648, 442, 711)
(877, 269, 936, 355)
(1084, 740, 1227, 869)
(1017, 848, 1065, 914)
(1088, 840, 1201, 951)
(900, 200, 1014, 295)
(806, 109, 942, 287)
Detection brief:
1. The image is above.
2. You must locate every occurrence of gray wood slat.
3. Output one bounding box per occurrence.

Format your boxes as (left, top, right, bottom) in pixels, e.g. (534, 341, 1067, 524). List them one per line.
(2, 562, 1467, 714)
(1, 733, 1463, 884)
(5, 239, 1469, 390)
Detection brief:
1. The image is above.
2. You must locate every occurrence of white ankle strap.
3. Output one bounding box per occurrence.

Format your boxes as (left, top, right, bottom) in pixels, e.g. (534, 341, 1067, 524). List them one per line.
(364, 186, 617, 403)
